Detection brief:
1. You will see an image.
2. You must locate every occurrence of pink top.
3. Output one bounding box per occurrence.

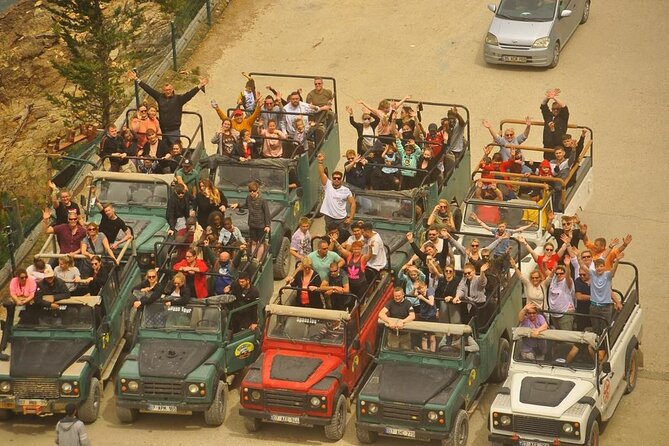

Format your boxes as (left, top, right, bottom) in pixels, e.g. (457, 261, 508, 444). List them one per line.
(9, 276, 37, 299)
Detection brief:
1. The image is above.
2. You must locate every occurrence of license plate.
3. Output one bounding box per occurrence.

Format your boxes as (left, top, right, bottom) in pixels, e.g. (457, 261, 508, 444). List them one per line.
(270, 414, 300, 425)
(503, 55, 527, 63)
(147, 404, 178, 413)
(0, 401, 15, 409)
(519, 440, 551, 446)
(385, 427, 416, 438)
(17, 399, 47, 407)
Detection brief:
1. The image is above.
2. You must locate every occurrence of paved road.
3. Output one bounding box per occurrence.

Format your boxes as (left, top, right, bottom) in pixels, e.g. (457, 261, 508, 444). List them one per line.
(3, 1, 668, 445)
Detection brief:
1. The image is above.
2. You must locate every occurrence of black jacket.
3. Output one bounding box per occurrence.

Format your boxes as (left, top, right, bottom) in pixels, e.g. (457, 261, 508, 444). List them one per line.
(166, 191, 194, 231)
(139, 81, 201, 132)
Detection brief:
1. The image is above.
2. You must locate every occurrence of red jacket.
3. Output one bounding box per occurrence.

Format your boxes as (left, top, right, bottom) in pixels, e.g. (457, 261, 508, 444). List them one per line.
(173, 258, 209, 299)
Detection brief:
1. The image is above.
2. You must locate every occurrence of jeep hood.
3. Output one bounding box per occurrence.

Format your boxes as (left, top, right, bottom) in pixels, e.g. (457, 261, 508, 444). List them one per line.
(262, 350, 341, 391)
(510, 372, 595, 418)
(489, 17, 554, 46)
(138, 339, 216, 379)
(10, 338, 93, 378)
(378, 362, 460, 405)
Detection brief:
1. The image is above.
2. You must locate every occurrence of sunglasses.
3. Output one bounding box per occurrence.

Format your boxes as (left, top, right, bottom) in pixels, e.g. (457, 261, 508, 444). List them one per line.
(332, 177, 342, 181)
(582, 255, 592, 259)
(544, 248, 554, 252)
(92, 262, 100, 266)
(19, 275, 28, 279)
(556, 271, 565, 276)
(147, 275, 157, 279)
(176, 192, 185, 196)
(471, 244, 479, 247)
(87, 228, 97, 232)
(445, 270, 454, 273)
(579, 273, 588, 277)
(68, 218, 78, 221)
(464, 271, 473, 276)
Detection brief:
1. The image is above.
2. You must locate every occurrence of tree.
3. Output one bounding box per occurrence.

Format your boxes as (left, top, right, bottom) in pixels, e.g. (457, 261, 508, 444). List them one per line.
(44, 0, 144, 127)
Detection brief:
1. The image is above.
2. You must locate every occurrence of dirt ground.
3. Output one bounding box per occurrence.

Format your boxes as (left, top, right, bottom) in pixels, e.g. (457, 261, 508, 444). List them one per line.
(2, 0, 669, 445)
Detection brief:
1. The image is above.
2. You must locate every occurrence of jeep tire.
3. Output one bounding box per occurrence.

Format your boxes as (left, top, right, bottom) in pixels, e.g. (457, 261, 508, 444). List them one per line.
(273, 236, 291, 279)
(244, 416, 262, 432)
(356, 425, 378, 444)
(324, 394, 347, 441)
(490, 338, 511, 383)
(204, 381, 227, 426)
(586, 420, 600, 446)
(78, 377, 101, 423)
(116, 404, 139, 423)
(444, 410, 469, 446)
(624, 348, 639, 394)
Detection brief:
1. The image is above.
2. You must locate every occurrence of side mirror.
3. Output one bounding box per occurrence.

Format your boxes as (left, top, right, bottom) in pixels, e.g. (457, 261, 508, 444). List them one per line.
(601, 361, 611, 374)
(560, 9, 572, 18)
(352, 339, 361, 350)
(294, 187, 304, 198)
(487, 4, 497, 13)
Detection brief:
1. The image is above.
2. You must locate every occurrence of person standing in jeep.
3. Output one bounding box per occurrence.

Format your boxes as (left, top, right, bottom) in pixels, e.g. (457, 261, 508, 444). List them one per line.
(55, 403, 92, 446)
(128, 70, 208, 145)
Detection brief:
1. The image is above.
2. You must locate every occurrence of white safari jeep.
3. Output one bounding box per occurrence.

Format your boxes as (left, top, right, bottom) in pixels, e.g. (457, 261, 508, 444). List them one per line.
(488, 262, 642, 446)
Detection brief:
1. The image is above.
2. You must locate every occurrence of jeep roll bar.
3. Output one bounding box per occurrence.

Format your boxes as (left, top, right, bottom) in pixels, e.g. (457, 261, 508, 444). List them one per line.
(266, 300, 351, 322)
(379, 318, 473, 336)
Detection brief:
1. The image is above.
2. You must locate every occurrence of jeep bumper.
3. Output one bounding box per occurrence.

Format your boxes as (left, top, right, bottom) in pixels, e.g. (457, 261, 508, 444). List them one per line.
(239, 408, 330, 426)
(489, 433, 584, 446)
(356, 421, 452, 442)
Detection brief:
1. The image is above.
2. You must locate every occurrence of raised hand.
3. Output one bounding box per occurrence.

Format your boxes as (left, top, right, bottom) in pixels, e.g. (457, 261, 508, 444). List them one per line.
(525, 116, 532, 126)
(609, 237, 620, 248)
(42, 208, 51, 220)
(482, 119, 491, 129)
(317, 152, 325, 163)
(127, 70, 138, 81)
(480, 263, 489, 273)
(623, 234, 633, 245)
(345, 106, 353, 115)
(405, 232, 414, 243)
(560, 233, 572, 245)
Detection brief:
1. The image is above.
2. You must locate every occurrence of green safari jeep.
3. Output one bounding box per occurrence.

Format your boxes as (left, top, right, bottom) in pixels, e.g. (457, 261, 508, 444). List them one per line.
(355, 267, 523, 445)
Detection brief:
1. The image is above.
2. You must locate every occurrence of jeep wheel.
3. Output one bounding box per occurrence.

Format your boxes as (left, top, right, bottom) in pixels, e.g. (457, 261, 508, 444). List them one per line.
(0, 409, 13, 421)
(243, 416, 262, 432)
(580, 0, 591, 24)
(356, 425, 378, 444)
(273, 236, 291, 279)
(78, 377, 101, 423)
(116, 404, 139, 423)
(204, 381, 227, 426)
(624, 348, 639, 394)
(447, 410, 469, 446)
(549, 42, 560, 69)
(490, 338, 511, 383)
(324, 394, 347, 441)
(586, 420, 600, 446)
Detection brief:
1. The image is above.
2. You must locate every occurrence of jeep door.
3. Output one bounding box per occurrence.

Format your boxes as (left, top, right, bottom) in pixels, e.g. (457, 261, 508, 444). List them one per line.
(598, 333, 625, 419)
(223, 302, 261, 374)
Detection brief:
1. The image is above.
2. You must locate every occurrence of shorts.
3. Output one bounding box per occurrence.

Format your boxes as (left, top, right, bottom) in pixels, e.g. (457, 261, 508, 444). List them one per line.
(249, 227, 265, 242)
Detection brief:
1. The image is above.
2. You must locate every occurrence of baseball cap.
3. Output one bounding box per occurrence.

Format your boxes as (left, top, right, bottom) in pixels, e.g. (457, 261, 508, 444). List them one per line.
(182, 158, 192, 166)
(233, 109, 244, 116)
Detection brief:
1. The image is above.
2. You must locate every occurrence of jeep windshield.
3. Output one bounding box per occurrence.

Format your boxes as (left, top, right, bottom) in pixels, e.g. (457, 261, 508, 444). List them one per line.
(267, 314, 345, 346)
(355, 194, 413, 224)
(513, 337, 596, 370)
(95, 178, 169, 208)
(497, 0, 557, 21)
(215, 164, 287, 193)
(16, 305, 95, 330)
(381, 327, 463, 359)
(140, 303, 221, 333)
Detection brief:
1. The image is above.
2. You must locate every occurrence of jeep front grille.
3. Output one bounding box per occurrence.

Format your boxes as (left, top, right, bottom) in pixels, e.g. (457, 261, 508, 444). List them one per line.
(265, 390, 305, 409)
(142, 381, 182, 397)
(513, 415, 562, 437)
(381, 403, 422, 423)
(13, 379, 60, 399)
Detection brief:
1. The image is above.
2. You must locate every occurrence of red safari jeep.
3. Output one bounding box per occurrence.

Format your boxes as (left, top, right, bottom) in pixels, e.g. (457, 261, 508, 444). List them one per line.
(239, 273, 393, 440)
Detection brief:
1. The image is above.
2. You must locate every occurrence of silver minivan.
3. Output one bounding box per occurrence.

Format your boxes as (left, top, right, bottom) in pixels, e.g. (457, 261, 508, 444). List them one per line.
(484, 0, 590, 68)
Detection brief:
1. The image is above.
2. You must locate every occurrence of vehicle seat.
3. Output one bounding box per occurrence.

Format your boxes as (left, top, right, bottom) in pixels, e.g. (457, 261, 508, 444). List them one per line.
(283, 317, 308, 339)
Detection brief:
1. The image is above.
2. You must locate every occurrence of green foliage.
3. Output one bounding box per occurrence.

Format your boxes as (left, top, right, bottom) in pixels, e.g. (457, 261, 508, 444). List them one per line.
(44, 0, 145, 126)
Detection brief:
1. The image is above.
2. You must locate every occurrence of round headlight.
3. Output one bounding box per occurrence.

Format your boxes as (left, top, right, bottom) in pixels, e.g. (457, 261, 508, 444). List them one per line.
(368, 403, 378, 415)
(127, 381, 139, 392)
(0, 381, 11, 393)
(427, 411, 439, 421)
(61, 383, 73, 394)
(251, 390, 261, 401)
(563, 423, 574, 433)
(500, 415, 512, 426)
(310, 396, 321, 407)
(188, 384, 200, 394)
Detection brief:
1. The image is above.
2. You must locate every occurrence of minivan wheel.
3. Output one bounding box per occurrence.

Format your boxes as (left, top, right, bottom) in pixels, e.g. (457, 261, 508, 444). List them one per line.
(549, 42, 560, 68)
(581, 0, 591, 24)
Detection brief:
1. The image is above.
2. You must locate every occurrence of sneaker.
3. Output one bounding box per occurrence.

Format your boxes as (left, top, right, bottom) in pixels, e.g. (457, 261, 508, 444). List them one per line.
(210, 99, 218, 109)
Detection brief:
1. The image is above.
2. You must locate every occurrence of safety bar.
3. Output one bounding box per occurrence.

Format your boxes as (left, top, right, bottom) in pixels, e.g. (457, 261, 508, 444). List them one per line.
(248, 72, 338, 116)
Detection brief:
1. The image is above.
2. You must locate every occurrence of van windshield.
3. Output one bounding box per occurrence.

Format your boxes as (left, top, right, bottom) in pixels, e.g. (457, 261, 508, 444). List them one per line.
(497, 0, 557, 21)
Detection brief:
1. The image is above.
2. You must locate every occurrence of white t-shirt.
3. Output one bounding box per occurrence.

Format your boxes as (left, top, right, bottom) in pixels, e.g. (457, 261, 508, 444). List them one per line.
(366, 232, 387, 271)
(320, 179, 352, 220)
